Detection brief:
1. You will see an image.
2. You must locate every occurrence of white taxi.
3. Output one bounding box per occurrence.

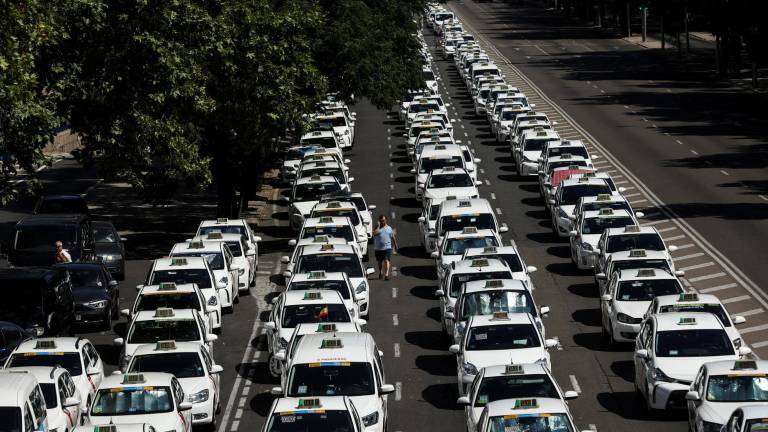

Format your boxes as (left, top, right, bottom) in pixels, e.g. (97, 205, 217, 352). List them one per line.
(271, 333, 394, 432)
(125, 341, 222, 426)
(195, 218, 261, 273)
(192, 232, 253, 291)
(88, 373, 192, 432)
(289, 175, 343, 232)
(281, 235, 350, 273)
(569, 208, 636, 270)
(474, 398, 583, 432)
(114, 308, 217, 369)
(720, 404, 768, 432)
(318, 193, 377, 238)
(462, 244, 538, 290)
(144, 257, 222, 331)
(290, 216, 364, 259)
(309, 202, 368, 257)
(286, 271, 364, 320)
(170, 241, 240, 311)
(124, 282, 214, 335)
(270, 321, 362, 378)
(596, 249, 684, 292)
(281, 144, 323, 182)
(431, 198, 507, 259)
(601, 268, 684, 343)
(313, 114, 354, 149)
(433, 227, 503, 283)
(634, 313, 750, 411)
(413, 145, 474, 194)
(449, 312, 558, 395)
(513, 129, 560, 177)
(8, 366, 82, 431)
(593, 225, 678, 279)
(550, 177, 614, 237)
(299, 130, 343, 155)
(421, 167, 480, 201)
(457, 364, 579, 432)
(5, 338, 105, 411)
(261, 397, 366, 432)
(295, 160, 352, 193)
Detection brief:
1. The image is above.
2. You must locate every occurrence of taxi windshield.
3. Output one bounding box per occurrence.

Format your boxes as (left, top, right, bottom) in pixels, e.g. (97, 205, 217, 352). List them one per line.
(475, 374, 559, 407)
(466, 324, 540, 351)
(198, 225, 246, 237)
(501, 110, 519, 121)
(172, 252, 224, 271)
(429, 174, 473, 188)
(460, 290, 535, 321)
(129, 319, 200, 344)
(312, 209, 359, 225)
(450, 271, 512, 298)
(655, 329, 734, 357)
(0, 407, 21, 432)
(150, 269, 212, 289)
(522, 138, 553, 152)
(302, 137, 338, 149)
(136, 292, 201, 312)
(561, 184, 612, 205)
(419, 156, 463, 174)
(91, 386, 173, 416)
(581, 217, 634, 235)
(286, 147, 319, 160)
(7, 352, 83, 376)
(476, 253, 523, 272)
(659, 304, 731, 327)
(440, 214, 496, 235)
(129, 353, 205, 378)
(444, 236, 498, 256)
(293, 183, 341, 202)
(288, 281, 350, 300)
(549, 147, 589, 159)
(295, 254, 362, 277)
(606, 234, 665, 253)
(267, 410, 354, 432)
(489, 413, 574, 432)
(288, 362, 374, 397)
(38, 383, 58, 408)
(747, 419, 768, 431)
(617, 279, 682, 301)
(410, 103, 440, 114)
(281, 304, 351, 327)
(706, 375, 768, 402)
(428, 205, 440, 221)
(301, 226, 354, 242)
(301, 168, 346, 184)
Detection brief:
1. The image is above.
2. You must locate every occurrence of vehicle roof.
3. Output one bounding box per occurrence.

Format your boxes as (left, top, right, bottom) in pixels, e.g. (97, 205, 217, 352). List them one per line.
(547, 139, 585, 148)
(100, 372, 175, 389)
(560, 177, 610, 188)
(299, 243, 356, 255)
(703, 359, 768, 376)
(616, 268, 678, 281)
(289, 271, 348, 283)
(610, 249, 668, 261)
(39, 194, 85, 201)
(654, 312, 725, 331)
(444, 228, 498, 239)
(17, 213, 89, 226)
(15, 337, 89, 353)
(484, 398, 569, 417)
(293, 322, 360, 337)
(132, 341, 203, 357)
(419, 144, 463, 157)
(463, 278, 527, 294)
(654, 293, 723, 308)
(605, 226, 659, 236)
(133, 308, 198, 321)
(439, 197, 493, 214)
(452, 258, 509, 273)
(295, 237, 349, 248)
(463, 245, 520, 257)
(171, 241, 223, 254)
(272, 396, 351, 413)
(294, 175, 339, 185)
(4, 366, 64, 384)
(582, 209, 634, 219)
(521, 129, 559, 140)
(299, 161, 343, 170)
(429, 167, 472, 177)
(282, 289, 346, 306)
(302, 216, 352, 227)
(193, 232, 243, 243)
(140, 283, 198, 295)
(0, 371, 42, 406)
(546, 154, 589, 164)
(292, 332, 374, 365)
(482, 363, 551, 378)
(153, 256, 208, 270)
(469, 312, 535, 328)
(579, 193, 627, 205)
(199, 218, 247, 228)
(312, 201, 358, 211)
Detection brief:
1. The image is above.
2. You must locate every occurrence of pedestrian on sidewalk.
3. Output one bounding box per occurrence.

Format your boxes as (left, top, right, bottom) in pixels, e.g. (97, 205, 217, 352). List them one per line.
(54, 241, 72, 263)
(373, 214, 399, 281)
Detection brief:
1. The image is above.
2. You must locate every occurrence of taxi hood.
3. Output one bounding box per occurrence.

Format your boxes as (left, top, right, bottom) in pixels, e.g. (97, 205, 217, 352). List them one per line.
(465, 347, 545, 370)
(655, 355, 738, 383)
(291, 201, 317, 217)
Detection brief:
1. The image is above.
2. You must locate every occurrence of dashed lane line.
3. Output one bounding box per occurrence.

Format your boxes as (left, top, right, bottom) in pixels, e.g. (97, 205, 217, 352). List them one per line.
(700, 283, 738, 293)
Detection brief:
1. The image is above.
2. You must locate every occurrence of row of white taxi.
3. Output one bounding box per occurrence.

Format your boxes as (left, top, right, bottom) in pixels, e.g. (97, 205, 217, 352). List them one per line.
(0, 217, 263, 432)
(430, 4, 768, 432)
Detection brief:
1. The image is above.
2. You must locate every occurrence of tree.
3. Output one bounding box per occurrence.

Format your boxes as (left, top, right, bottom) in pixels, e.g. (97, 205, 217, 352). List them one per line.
(0, 1, 60, 203)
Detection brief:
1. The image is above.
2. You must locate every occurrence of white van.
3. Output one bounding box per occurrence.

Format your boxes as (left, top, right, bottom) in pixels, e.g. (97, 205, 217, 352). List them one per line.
(0, 370, 49, 432)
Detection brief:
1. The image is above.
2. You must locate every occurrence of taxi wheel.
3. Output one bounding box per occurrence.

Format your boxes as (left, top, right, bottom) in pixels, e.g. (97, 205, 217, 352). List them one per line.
(267, 354, 282, 379)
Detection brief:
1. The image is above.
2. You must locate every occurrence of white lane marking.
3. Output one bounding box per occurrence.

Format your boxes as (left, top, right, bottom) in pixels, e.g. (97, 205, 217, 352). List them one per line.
(679, 262, 715, 272)
(613, 180, 629, 185)
(389, 173, 394, 179)
(664, 235, 686, 242)
(568, 375, 582, 394)
(394, 343, 401, 358)
(629, 198, 648, 204)
(642, 117, 649, 122)
(234, 408, 243, 419)
(230, 421, 239, 431)
(496, 207, 503, 215)
(480, 168, 485, 174)
(237, 397, 246, 408)
(674, 252, 705, 262)
(676, 140, 684, 145)
(700, 283, 738, 293)
(391, 210, 396, 219)
(675, 243, 695, 250)
(490, 192, 497, 200)
(652, 124, 658, 128)
(735, 308, 764, 318)
(485, 179, 491, 185)
(589, 424, 598, 432)
(720, 170, 730, 176)
(688, 272, 727, 283)
(741, 324, 768, 335)
(656, 226, 678, 233)
(395, 382, 403, 401)
(390, 184, 394, 190)
(690, 149, 699, 155)
(760, 195, 768, 201)
(623, 105, 629, 109)
(392, 314, 399, 326)
(721, 295, 751, 304)
(392, 287, 398, 299)
(642, 219, 670, 226)
(750, 340, 768, 349)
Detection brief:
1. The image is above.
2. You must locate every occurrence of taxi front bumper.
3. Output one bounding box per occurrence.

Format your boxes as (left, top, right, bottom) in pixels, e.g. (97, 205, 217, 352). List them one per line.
(519, 161, 538, 176)
(650, 381, 690, 410)
(191, 394, 216, 424)
(611, 321, 640, 342)
(575, 249, 597, 270)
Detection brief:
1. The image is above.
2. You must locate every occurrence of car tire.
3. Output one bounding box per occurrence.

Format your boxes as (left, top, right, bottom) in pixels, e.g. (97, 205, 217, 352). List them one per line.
(103, 310, 112, 331)
(267, 353, 282, 379)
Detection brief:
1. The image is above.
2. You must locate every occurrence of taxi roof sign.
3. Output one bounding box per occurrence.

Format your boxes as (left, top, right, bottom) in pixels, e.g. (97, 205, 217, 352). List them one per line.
(317, 216, 335, 224)
(485, 280, 504, 288)
(598, 208, 614, 216)
(624, 225, 641, 233)
(34, 340, 56, 350)
(678, 317, 697, 325)
(207, 232, 223, 240)
(462, 226, 478, 234)
(678, 293, 699, 302)
(483, 246, 497, 253)
(636, 269, 656, 277)
(158, 282, 177, 291)
(93, 425, 118, 432)
(319, 244, 335, 251)
(320, 338, 343, 349)
(188, 241, 205, 249)
(513, 399, 538, 409)
(307, 271, 326, 279)
(170, 258, 188, 266)
(313, 235, 331, 243)
(504, 364, 524, 375)
(297, 398, 322, 409)
(629, 249, 647, 257)
(458, 200, 472, 208)
(216, 218, 228, 223)
(303, 292, 322, 300)
(317, 323, 337, 332)
(155, 340, 177, 351)
(577, 177, 591, 183)
(595, 194, 612, 201)
(733, 360, 758, 370)
(122, 373, 146, 384)
(560, 153, 573, 159)
(470, 258, 490, 268)
(326, 201, 342, 208)
(491, 311, 510, 320)
(310, 174, 322, 181)
(154, 308, 175, 318)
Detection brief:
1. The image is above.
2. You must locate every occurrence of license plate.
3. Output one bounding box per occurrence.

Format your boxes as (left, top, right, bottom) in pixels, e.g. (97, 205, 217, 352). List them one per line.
(75, 314, 82, 321)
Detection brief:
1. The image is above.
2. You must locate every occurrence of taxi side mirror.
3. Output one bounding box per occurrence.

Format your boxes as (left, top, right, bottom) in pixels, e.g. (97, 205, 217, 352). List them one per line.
(179, 401, 193, 411)
(210, 364, 224, 374)
(274, 351, 286, 362)
(112, 337, 124, 346)
(601, 294, 612, 302)
(264, 321, 276, 330)
(739, 346, 753, 357)
(135, 284, 144, 292)
(499, 224, 509, 233)
(435, 289, 445, 297)
(368, 204, 377, 210)
(564, 391, 579, 400)
(635, 349, 649, 359)
(87, 366, 101, 376)
(674, 270, 685, 277)
(526, 265, 538, 273)
(356, 318, 368, 326)
(430, 251, 439, 259)
(444, 311, 454, 320)
(365, 268, 375, 276)
(205, 334, 218, 343)
(568, 230, 578, 237)
(548, 199, 556, 206)
(288, 239, 297, 247)
(732, 315, 747, 325)
(379, 384, 395, 395)
(448, 344, 460, 354)
(539, 306, 550, 315)
(271, 386, 283, 395)
(418, 216, 426, 223)
(595, 273, 607, 280)
(456, 396, 470, 406)
(685, 391, 700, 401)
(280, 256, 290, 264)
(668, 245, 679, 252)
(544, 339, 558, 349)
(63, 396, 81, 408)
(120, 309, 131, 318)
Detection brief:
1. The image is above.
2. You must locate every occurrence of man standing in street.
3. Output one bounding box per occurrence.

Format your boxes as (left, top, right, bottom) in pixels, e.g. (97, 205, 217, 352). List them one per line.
(54, 241, 72, 263)
(373, 214, 399, 280)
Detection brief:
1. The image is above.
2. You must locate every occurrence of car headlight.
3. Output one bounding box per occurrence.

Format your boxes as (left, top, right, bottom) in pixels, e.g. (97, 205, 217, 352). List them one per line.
(188, 389, 209, 404)
(733, 338, 743, 349)
(581, 242, 593, 251)
(85, 300, 109, 309)
(362, 411, 379, 426)
(208, 296, 218, 306)
(237, 268, 245, 276)
(649, 367, 673, 383)
(701, 421, 722, 432)
(219, 276, 229, 285)
(616, 313, 636, 324)
(557, 208, 569, 219)
(278, 337, 289, 349)
(101, 254, 116, 261)
(462, 362, 478, 376)
(355, 281, 368, 294)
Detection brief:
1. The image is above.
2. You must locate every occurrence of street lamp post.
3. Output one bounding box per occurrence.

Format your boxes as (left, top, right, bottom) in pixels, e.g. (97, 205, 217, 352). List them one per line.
(641, 6, 648, 42)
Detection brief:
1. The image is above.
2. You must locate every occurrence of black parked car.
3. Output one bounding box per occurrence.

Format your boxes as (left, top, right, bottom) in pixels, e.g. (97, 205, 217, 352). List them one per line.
(93, 221, 126, 280)
(34, 194, 90, 215)
(54, 262, 119, 329)
(0, 268, 75, 336)
(0, 322, 33, 363)
(8, 214, 96, 267)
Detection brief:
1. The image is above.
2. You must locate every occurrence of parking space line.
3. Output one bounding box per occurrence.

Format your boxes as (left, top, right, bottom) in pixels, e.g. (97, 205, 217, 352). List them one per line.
(642, 219, 670, 226)
(688, 272, 726, 282)
(741, 324, 768, 335)
(735, 308, 764, 318)
(679, 262, 715, 272)
(665, 235, 686, 242)
(750, 340, 768, 349)
(568, 375, 582, 394)
(700, 283, 738, 293)
(721, 295, 751, 304)
(673, 252, 705, 262)
(656, 226, 677, 233)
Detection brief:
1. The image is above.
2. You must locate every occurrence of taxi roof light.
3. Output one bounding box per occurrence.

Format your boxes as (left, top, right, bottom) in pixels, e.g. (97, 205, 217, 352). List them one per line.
(170, 258, 188, 266)
(93, 425, 118, 432)
(317, 216, 335, 224)
(491, 311, 511, 320)
(577, 177, 591, 183)
(598, 208, 614, 216)
(513, 399, 538, 409)
(595, 194, 612, 201)
(188, 241, 205, 249)
(624, 225, 641, 233)
(326, 201, 342, 208)
(207, 232, 223, 240)
(458, 200, 472, 208)
(462, 226, 478, 234)
(678, 317, 697, 325)
(317, 323, 337, 333)
(154, 308, 175, 318)
(504, 364, 524, 375)
(310, 174, 323, 181)
(34, 340, 56, 350)
(122, 373, 147, 384)
(636, 269, 656, 277)
(303, 292, 323, 300)
(678, 293, 699, 302)
(216, 218, 228, 223)
(297, 398, 322, 409)
(733, 360, 758, 370)
(155, 340, 177, 351)
(485, 280, 504, 288)
(320, 339, 344, 349)
(319, 244, 335, 251)
(629, 249, 647, 258)
(483, 246, 497, 253)
(158, 282, 177, 291)
(313, 235, 331, 243)
(470, 259, 490, 268)
(307, 271, 326, 279)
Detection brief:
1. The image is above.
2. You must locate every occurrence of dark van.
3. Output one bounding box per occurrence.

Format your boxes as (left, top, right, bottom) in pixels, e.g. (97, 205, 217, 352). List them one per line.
(34, 194, 90, 215)
(8, 214, 95, 267)
(0, 268, 75, 336)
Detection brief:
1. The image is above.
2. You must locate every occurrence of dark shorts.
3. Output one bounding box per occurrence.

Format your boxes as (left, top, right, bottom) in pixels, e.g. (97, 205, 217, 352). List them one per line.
(375, 249, 392, 262)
